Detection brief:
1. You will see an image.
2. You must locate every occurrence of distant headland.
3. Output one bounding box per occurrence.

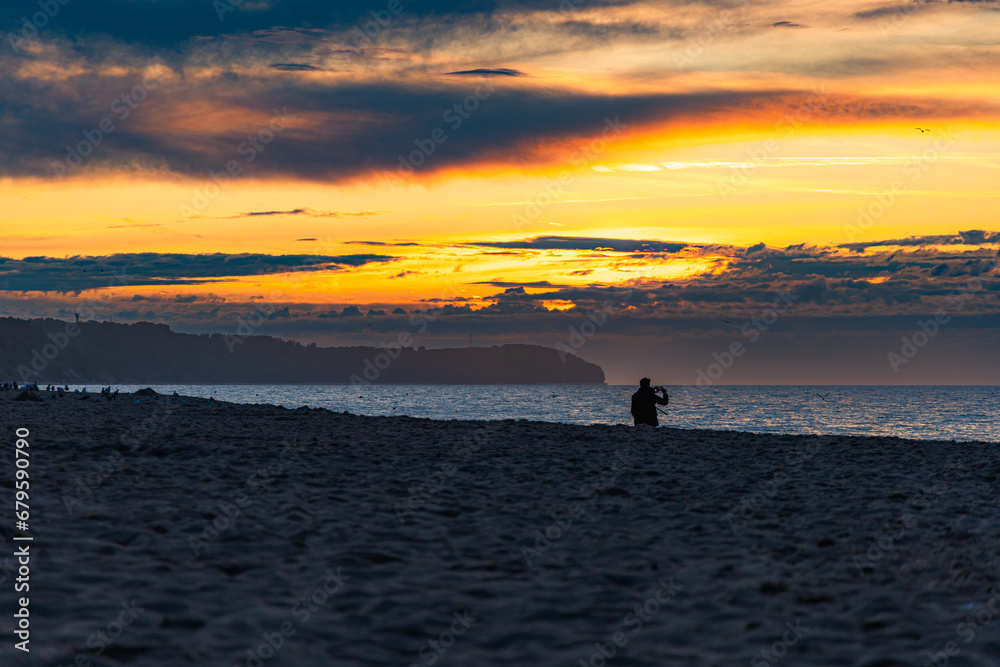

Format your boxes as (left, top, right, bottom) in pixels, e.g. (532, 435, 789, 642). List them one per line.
(0, 317, 606, 385)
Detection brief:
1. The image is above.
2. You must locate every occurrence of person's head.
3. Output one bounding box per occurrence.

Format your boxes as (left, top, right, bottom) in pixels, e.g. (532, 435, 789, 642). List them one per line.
(639, 377, 651, 388)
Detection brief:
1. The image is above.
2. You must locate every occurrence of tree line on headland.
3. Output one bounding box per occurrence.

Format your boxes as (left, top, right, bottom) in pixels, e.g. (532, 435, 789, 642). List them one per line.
(0, 318, 606, 385)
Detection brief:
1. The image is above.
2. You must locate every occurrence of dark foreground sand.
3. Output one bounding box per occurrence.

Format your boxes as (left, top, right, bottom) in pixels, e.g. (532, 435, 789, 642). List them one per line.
(1, 390, 998, 667)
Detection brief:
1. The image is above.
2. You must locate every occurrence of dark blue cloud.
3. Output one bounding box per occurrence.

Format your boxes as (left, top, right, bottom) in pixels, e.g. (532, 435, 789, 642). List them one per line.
(229, 209, 380, 219)
(840, 230, 1000, 251)
(446, 68, 526, 76)
(269, 63, 323, 72)
(0, 253, 397, 292)
(242, 209, 310, 216)
(467, 236, 689, 253)
(853, 3, 934, 20)
(0, 63, 840, 181)
(1, 0, 505, 48)
(346, 241, 422, 247)
(473, 280, 567, 288)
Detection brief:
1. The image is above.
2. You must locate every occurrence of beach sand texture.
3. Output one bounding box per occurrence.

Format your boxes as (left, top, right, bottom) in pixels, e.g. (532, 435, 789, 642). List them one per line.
(1, 390, 998, 666)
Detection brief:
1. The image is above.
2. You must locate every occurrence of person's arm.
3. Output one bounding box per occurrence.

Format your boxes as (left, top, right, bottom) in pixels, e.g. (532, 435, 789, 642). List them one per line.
(656, 390, 669, 405)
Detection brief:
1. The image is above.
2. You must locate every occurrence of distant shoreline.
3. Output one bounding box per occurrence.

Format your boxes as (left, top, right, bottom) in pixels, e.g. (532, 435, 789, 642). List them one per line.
(6, 386, 997, 444)
(47, 382, 1000, 387)
(0, 318, 606, 385)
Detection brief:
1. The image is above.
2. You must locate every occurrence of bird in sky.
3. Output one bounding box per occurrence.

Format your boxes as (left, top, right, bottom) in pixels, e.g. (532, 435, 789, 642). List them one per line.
(816, 392, 831, 401)
(916, 127, 930, 133)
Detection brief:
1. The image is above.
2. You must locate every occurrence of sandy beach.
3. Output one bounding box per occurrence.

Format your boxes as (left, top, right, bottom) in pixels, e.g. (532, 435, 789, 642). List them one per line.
(1, 388, 998, 667)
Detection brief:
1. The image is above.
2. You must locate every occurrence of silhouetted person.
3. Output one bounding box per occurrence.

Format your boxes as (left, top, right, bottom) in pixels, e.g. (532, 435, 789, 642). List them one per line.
(631, 378, 668, 426)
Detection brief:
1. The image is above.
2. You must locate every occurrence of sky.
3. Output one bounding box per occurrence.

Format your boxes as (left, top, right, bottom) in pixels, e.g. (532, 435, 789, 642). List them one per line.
(1, 0, 998, 384)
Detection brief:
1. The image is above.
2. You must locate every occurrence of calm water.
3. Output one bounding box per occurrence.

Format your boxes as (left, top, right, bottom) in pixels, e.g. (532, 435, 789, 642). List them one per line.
(65, 384, 999, 442)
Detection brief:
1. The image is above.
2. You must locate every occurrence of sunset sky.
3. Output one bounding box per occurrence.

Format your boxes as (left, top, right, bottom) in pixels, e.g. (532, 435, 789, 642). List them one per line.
(1, 0, 998, 383)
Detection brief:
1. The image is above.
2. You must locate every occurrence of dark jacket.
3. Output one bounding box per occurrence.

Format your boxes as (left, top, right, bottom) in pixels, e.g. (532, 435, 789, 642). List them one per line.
(631, 387, 668, 426)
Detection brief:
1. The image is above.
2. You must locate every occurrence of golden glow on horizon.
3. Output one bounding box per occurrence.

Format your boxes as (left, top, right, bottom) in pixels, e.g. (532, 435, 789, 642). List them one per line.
(3, 70, 999, 308)
(3, 121, 998, 259)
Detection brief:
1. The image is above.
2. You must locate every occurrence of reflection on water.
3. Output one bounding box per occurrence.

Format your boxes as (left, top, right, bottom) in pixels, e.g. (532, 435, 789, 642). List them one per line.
(66, 384, 1000, 442)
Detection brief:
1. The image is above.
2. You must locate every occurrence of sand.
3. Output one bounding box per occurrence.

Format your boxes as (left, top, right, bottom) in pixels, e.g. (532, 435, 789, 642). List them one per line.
(1, 388, 998, 667)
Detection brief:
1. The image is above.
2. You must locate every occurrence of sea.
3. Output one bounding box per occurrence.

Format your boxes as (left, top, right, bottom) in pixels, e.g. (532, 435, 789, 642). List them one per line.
(63, 384, 1000, 443)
